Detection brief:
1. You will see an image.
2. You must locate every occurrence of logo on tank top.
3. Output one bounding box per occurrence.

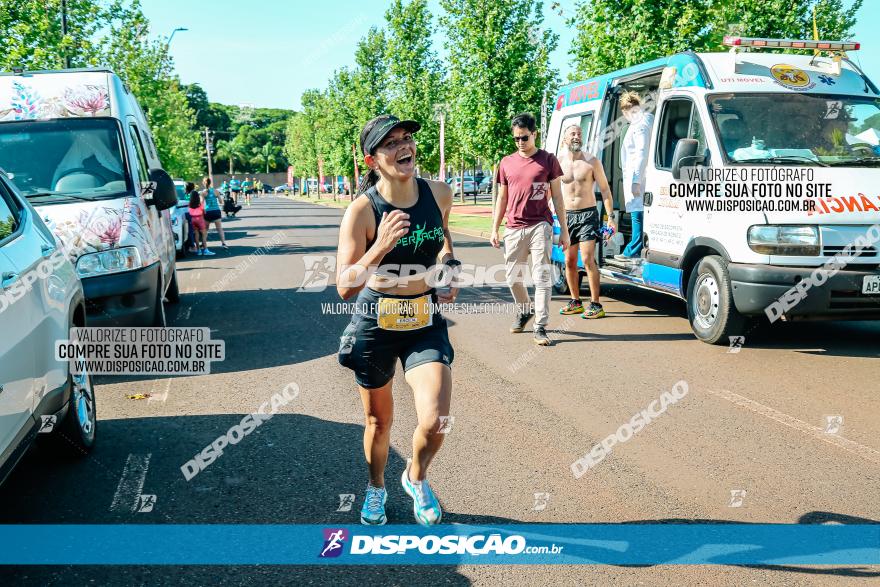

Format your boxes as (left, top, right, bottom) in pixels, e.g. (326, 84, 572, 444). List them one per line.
(397, 223, 444, 252)
(530, 182, 549, 201)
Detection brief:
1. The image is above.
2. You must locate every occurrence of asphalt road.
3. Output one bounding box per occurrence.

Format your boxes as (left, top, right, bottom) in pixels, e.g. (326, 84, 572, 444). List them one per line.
(1, 195, 877, 585)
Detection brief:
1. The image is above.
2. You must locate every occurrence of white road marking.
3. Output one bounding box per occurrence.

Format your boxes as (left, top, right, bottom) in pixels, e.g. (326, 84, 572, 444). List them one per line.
(708, 388, 880, 466)
(110, 453, 152, 512)
(177, 305, 192, 321)
(195, 272, 201, 280)
(147, 379, 171, 403)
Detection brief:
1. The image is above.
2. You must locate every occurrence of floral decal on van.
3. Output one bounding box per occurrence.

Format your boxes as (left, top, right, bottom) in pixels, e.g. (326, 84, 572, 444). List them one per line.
(37, 197, 160, 266)
(0, 80, 111, 121)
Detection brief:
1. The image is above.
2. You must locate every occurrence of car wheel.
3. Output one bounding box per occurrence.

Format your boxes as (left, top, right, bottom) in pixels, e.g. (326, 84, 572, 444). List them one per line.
(40, 357, 96, 455)
(176, 225, 188, 259)
(686, 255, 748, 345)
(552, 261, 569, 295)
(153, 275, 167, 326)
(165, 269, 180, 304)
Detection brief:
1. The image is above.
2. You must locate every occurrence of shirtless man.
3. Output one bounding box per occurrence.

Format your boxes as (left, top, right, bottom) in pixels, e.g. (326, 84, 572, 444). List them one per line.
(558, 124, 616, 319)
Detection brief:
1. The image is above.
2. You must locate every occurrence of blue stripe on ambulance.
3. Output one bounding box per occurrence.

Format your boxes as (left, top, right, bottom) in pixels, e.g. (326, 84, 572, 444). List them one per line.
(642, 263, 684, 295)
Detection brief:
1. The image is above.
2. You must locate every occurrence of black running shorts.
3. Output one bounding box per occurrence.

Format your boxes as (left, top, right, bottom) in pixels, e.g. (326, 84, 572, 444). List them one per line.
(338, 288, 454, 389)
(566, 206, 601, 244)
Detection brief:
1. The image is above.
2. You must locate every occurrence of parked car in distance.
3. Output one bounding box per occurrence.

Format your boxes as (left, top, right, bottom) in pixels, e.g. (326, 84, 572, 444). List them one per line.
(0, 170, 96, 486)
(171, 180, 189, 258)
(450, 176, 478, 195)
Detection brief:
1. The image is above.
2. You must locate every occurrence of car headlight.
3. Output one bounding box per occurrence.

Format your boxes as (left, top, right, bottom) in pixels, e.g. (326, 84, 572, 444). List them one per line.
(76, 247, 142, 278)
(748, 225, 820, 256)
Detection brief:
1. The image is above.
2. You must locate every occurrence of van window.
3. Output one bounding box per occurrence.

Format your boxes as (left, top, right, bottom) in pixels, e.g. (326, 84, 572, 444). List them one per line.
(128, 125, 150, 185)
(555, 113, 594, 156)
(141, 129, 158, 160)
(0, 182, 21, 242)
(0, 118, 129, 202)
(656, 98, 706, 169)
(708, 93, 880, 165)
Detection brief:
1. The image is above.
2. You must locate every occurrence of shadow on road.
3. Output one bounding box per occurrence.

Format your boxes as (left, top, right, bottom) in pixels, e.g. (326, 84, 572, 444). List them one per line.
(0, 413, 473, 584)
(1, 406, 874, 582)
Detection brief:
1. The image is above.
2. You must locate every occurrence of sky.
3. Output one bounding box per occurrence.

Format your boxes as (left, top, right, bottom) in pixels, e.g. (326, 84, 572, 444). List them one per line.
(143, 0, 880, 112)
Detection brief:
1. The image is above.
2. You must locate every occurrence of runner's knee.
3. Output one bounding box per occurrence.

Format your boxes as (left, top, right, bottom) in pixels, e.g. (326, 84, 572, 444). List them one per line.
(365, 413, 393, 434)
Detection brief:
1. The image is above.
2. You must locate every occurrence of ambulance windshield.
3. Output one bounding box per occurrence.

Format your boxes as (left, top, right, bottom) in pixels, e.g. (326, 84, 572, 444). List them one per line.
(708, 93, 880, 166)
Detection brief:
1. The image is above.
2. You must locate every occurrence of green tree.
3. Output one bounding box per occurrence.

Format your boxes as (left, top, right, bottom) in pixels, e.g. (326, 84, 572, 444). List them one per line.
(323, 68, 362, 181)
(100, 2, 202, 178)
(0, 0, 203, 178)
(214, 139, 247, 175)
(352, 27, 390, 120)
(0, 0, 108, 70)
(284, 90, 326, 183)
(384, 0, 445, 174)
(570, 0, 863, 79)
(440, 0, 558, 191)
(252, 143, 282, 173)
(185, 84, 231, 133)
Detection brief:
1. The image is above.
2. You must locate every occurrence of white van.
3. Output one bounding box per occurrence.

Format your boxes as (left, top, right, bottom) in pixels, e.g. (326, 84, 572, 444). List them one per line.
(547, 37, 880, 343)
(0, 69, 180, 326)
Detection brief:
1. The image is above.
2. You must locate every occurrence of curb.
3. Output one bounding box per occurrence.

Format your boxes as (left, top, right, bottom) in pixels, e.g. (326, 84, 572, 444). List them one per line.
(448, 226, 492, 240)
(285, 194, 493, 241)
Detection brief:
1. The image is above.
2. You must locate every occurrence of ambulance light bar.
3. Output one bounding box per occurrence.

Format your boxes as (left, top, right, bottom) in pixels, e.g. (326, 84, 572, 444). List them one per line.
(723, 36, 859, 51)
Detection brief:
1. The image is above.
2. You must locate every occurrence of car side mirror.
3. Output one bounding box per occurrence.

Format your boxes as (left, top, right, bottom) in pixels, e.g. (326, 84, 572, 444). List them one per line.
(146, 168, 178, 211)
(671, 138, 705, 180)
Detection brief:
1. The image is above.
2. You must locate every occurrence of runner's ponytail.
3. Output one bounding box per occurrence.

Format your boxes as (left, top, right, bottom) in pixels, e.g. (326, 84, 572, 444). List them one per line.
(358, 169, 379, 195)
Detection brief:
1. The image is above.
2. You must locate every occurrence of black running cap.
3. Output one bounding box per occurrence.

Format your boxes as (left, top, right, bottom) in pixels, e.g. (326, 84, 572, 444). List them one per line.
(360, 115, 421, 156)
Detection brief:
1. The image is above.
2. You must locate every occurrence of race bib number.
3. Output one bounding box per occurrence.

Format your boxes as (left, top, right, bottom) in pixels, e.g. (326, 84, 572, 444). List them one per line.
(377, 295, 432, 331)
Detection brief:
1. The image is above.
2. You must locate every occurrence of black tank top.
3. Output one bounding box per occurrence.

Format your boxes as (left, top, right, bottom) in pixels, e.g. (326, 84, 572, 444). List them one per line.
(365, 178, 445, 275)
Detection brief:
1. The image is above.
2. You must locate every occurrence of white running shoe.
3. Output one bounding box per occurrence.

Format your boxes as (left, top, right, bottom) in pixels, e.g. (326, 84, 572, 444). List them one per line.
(401, 459, 442, 525)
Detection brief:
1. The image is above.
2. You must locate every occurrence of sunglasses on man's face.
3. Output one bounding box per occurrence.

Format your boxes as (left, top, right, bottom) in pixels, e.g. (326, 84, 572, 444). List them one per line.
(513, 134, 532, 143)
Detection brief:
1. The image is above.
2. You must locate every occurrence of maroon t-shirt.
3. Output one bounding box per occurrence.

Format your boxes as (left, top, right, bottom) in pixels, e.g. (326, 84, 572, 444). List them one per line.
(496, 149, 563, 229)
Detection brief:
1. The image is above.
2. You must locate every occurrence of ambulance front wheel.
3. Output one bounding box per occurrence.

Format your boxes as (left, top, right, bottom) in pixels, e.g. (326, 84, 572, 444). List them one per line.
(686, 255, 748, 345)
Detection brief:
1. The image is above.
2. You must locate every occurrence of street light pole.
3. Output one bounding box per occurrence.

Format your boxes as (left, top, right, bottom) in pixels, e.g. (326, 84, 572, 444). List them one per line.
(433, 103, 448, 181)
(204, 128, 214, 186)
(168, 27, 188, 46)
(161, 27, 188, 78)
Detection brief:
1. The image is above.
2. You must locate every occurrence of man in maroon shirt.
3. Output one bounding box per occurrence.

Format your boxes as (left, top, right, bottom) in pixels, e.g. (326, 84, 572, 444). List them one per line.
(491, 113, 570, 346)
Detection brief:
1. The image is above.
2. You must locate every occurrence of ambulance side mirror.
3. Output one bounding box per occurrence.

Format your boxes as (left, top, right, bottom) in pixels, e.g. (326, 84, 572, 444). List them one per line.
(671, 139, 704, 180)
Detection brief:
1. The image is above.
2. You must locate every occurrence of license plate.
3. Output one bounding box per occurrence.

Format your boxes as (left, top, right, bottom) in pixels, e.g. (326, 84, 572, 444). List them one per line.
(862, 275, 880, 295)
(377, 295, 432, 331)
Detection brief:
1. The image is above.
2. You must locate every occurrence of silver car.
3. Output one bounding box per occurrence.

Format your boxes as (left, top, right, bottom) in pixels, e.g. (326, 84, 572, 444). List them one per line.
(0, 170, 95, 484)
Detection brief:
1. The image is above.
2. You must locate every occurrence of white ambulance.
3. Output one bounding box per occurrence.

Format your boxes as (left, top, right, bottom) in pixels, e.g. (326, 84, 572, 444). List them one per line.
(0, 69, 180, 326)
(547, 37, 880, 343)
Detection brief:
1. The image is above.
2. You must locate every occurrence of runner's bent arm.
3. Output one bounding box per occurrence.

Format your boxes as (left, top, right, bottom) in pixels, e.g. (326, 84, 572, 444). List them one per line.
(336, 201, 410, 300)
